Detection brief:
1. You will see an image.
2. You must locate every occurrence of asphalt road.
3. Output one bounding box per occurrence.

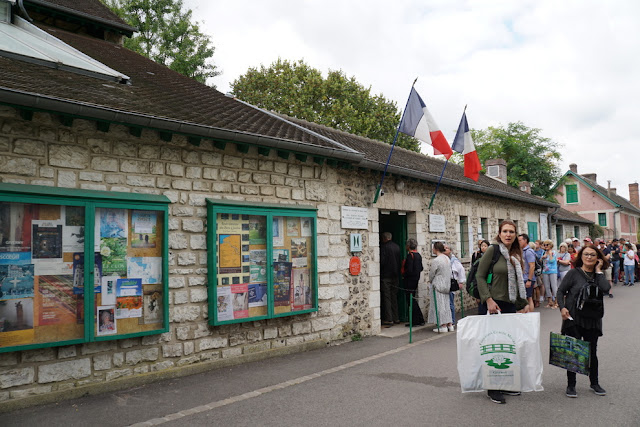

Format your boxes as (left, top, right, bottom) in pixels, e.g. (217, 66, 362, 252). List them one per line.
(4, 283, 640, 426)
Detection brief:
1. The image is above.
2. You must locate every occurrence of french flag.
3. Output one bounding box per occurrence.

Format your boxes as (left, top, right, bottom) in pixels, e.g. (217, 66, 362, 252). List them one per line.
(399, 88, 452, 159)
(452, 112, 482, 181)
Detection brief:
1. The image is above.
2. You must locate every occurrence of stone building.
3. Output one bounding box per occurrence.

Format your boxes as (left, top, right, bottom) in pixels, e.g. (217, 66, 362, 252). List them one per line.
(0, 0, 558, 409)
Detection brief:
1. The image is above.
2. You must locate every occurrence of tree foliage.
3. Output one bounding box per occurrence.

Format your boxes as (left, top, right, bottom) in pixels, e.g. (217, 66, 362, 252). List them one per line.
(231, 59, 419, 151)
(103, 0, 220, 85)
(452, 122, 562, 200)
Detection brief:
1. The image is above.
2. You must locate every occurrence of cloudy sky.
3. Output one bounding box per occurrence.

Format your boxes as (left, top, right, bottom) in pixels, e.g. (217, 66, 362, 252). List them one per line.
(183, 0, 640, 198)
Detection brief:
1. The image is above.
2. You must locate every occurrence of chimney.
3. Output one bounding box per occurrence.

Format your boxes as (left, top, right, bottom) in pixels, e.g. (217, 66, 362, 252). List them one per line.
(519, 181, 531, 194)
(582, 173, 597, 183)
(485, 159, 507, 184)
(630, 183, 639, 207)
(569, 163, 577, 173)
(610, 188, 617, 195)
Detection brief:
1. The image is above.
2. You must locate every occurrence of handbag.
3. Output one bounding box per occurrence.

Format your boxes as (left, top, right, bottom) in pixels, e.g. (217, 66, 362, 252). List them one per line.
(450, 277, 460, 292)
(456, 312, 543, 393)
(549, 331, 590, 375)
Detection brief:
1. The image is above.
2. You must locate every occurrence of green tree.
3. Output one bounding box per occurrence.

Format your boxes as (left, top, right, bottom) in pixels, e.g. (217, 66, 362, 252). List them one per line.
(453, 122, 562, 200)
(103, 0, 220, 85)
(231, 59, 419, 151)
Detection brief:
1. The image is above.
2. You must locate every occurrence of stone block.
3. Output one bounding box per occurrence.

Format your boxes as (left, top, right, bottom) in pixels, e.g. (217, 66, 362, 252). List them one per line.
(167, 163, 185, 177)
(0, 353, 18, 367)
(198, 336, 227, 351)
(258, 160, 273, 171)
(311, 317, 334, 332)
(93, 354, 112, 371)
(9, 385, 52, 399)
(0, 156, 37, 176)
(106, 369, 132, 381)
(219, 169, 236, 181)
(182, 151, 199, 164)
(201, 153, 221, 166)
(151, 361, 175, 372)
(182, 219, 204, 232)
(275, 187, 290, 199)
(49, 145, 89, 169)
(13, 139, 45, 156)
(125, 348, 159, 366)
(243, 342, 271, 354)
(292, 321, 312, 335)
(223, 155, 242, 169)
(162, 344, 183, 358)
(113, 141, 137, 157)
(170, 233, 188, 249)
(126, 176, 156, 187)
(38, 359, 91, 383)
(190, 288, 208, 302)
(121, 160, 149, 173)
(238, 172, 251, 183)
(160, 147, 181, 161)
(139, 145, 160, 159)
(221, 347, 242, 359)
(79, 171, 103, 182)
(173, 290, 189, 304)
(263, 327, 278, 340)
(286, 336, 304, 346)
(81, 341, 117, 355)
(177, 253, 196, 266)
(21, 348, 55, 363)
(186, 166, 202, 179)
(0, 368, 34, 389)
(171, 306, 200, 322)
(317, 257, 338, 273)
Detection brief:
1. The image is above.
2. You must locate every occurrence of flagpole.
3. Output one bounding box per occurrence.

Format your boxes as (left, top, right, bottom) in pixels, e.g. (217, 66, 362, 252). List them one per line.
(373, 77, 418, 204)
(427, 158, 448, 209)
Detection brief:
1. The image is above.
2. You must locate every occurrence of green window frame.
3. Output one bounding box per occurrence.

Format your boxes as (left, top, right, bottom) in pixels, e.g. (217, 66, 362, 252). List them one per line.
(480, 218, 488, 240)
(598, 213, 607, 227)
(565, 184, 578, 204)
(0, 183, 169, 354)
(459, 216, 468, 258)
(207, 199, 318, 325)
(574, 226, 580, 239)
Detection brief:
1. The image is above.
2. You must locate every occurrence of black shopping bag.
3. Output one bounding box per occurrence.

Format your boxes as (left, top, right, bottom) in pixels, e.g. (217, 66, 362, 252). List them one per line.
(549, 332, 590, 376)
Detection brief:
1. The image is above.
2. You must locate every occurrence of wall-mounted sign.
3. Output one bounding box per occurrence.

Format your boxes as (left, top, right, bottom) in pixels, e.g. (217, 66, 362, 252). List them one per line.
(429, 214, 446, 233)
(349, 256, 361, 275)
(350, 233, 362, 252)
(341, 206, 368, 229)
(540, 213, 548, 240)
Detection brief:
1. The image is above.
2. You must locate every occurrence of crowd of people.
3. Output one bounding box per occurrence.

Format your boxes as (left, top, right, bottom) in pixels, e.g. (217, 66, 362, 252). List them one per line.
(379, 225, 626, 403)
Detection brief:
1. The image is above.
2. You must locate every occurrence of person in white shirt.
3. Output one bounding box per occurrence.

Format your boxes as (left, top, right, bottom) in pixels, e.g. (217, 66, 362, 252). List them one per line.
(623, 242, 635, 286)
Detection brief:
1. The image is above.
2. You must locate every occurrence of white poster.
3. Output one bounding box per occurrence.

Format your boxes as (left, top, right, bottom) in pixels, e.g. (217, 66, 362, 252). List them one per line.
(127, 257, 162, 285)
(216, 286, 234, 322)
(539, 213, 549, 240)
(429, 214, 446, 233)
(101, 276, 119, 305)
(341, 206, 368, 229)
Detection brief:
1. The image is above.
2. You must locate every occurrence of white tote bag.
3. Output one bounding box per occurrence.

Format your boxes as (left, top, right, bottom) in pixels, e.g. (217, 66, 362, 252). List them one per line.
(456, 312, 543, 393)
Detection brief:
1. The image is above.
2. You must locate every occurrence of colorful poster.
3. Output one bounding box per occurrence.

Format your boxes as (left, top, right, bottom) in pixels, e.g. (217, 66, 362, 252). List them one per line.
(272, 217, 284, 247)
(32, 220, 63, 275)
(116, 296, 143, 319)
(0, 264, 35, 299)
(0, 251, 31, 266)
(231, 284, 249, 319)
(219, 234, 241, 273)
(0, 202, 32, 253)
(100, 237, 127, 276)
(249, 250, 266, 283)
(272, 249, 289, 262)
(72, 252, 102, 295)
(99, 208, 127, 239)
(101, 276, 119, 306)
(292, 268, 310, 309)
(37, 275, 75, 326)
(248, 217, 266, 245)
(142, 291, 163, 324)
(287, 218, 300, 237)
(273, 262, 292, 307)
(116, 278, 142, 297)
(216, 286, 233, 322)
(248, 283, 267, 307)
(97, 305, 116, 336)
(301, 217, 313, 237)
(62, 206, 85, 253)
(131, 211, 157, 248)
(291, 238, 308, 268)
(127, 257, 162, 284)
(217, 216, 243, 234)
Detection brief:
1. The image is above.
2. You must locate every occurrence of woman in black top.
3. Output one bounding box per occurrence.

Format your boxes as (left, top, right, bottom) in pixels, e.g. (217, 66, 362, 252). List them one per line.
(403, 238, 425, 326)
(556, 243, 610, 398)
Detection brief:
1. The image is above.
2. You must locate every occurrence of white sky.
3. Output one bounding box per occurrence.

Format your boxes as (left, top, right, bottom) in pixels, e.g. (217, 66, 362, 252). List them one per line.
(183, 0, 640, 199)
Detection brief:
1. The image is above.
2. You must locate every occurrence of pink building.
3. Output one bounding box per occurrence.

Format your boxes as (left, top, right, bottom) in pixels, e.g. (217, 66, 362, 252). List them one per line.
(554, 163, 640, 242)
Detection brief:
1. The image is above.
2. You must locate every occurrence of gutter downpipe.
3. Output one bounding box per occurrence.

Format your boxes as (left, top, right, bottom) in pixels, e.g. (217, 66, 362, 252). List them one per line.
(549, 206, 560, 245)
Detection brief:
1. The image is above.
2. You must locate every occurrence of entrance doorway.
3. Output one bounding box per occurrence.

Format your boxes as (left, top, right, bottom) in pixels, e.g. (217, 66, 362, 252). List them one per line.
(379, 211, 408, 322)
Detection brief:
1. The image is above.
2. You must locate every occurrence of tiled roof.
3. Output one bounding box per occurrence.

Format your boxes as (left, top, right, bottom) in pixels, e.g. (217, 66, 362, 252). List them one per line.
(25, 0, 135, 33)
(279, 115, 557, 207)
(554, 207, 593, 224)
(572, 173, 640, 215)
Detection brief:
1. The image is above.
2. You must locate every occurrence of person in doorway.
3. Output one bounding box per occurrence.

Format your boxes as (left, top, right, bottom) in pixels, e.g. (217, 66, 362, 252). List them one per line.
(556, 243, 610, 398)
(428, 241, 452, 332)
(444, 245, 465, 329)
(476, 220, 529, 404)
(403, 238, 425, 327)
(380, 232, 401, 327)
(518, 233, 536, 311)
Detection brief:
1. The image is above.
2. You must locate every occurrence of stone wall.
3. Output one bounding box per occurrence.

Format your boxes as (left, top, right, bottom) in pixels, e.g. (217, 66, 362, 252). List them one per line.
(0, 106, 549, 406)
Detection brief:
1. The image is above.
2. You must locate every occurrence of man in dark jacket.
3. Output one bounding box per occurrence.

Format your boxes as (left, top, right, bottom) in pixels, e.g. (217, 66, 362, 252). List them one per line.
(380, 232, 401, 327)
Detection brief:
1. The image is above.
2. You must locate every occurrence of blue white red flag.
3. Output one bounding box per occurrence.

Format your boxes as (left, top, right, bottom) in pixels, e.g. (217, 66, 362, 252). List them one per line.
(452, 112, 481, 181)
(399, 88, 452, 159)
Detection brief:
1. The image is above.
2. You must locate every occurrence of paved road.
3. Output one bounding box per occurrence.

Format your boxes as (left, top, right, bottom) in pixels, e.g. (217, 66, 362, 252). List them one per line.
(4, 283, 640, 426)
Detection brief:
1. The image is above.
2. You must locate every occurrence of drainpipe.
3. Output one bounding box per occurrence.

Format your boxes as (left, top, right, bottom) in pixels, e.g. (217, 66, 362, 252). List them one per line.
(549, 206, 560, 245)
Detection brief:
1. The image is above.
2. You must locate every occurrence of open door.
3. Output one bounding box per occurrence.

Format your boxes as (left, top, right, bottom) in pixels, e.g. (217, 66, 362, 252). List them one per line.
(379, 211, 408, 322)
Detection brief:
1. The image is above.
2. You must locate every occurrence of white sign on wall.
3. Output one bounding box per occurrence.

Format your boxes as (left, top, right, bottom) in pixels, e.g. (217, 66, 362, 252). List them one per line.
(350, 233, 362, 252)
(540, 213, 549, 240)
(429, 214, 446, 232)
(341, 206, 368, 229)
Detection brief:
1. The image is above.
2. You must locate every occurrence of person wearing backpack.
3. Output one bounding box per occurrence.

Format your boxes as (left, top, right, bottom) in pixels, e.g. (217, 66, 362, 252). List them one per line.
(476, 220, 530, 404)
(556, 243, 610, 398)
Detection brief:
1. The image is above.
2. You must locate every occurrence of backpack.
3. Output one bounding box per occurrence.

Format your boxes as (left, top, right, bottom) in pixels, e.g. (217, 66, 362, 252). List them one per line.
(534, 253, 544, 277)
(466, 244, 501, 299)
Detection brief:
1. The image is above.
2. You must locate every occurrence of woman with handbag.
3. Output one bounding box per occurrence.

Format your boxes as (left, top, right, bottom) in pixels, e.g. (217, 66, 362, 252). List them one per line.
(428, 241, 453, 332)
(556, 243, 610, 398)
(475, 219, 530, 404)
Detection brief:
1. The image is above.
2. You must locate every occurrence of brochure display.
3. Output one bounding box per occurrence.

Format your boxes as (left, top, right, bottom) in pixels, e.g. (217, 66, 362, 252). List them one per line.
(209, 201, 317, 325)
(0, 184, 169, 353)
